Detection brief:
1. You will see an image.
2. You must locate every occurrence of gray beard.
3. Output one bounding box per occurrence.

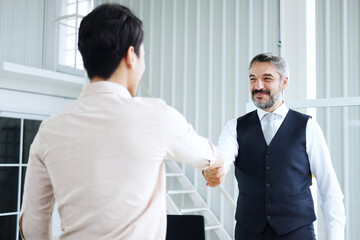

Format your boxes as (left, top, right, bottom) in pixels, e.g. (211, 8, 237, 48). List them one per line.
(252, 91, 281, 110)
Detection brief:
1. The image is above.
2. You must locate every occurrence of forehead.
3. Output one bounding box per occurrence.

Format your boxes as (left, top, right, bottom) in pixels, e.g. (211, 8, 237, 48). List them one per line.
(249, 62, 280, 77)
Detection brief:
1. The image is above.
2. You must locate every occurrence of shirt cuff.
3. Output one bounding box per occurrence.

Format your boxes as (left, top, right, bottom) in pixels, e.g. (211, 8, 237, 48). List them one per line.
(327, 226, 345, 240)
(202, 143, 219, 170)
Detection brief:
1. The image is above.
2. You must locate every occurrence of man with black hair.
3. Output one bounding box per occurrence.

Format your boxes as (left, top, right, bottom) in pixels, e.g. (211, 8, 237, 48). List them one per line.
(19, 4, 224, 240)
(204, 53, 345, 240)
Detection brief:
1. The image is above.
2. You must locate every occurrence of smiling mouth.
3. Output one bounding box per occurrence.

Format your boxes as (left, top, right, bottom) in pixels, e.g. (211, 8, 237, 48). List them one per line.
(252, 90, 270, 99)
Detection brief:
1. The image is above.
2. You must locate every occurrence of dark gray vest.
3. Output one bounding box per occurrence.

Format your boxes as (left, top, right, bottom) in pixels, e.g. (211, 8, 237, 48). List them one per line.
(234, 109, 316, 235)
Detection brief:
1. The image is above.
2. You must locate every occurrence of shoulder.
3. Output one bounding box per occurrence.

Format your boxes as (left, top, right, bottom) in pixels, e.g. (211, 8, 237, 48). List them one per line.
(220, 118, 238, 135)
(237, 110, 257, 123)
(128, 96, 174, 117)
(288, 109, 312, 121)
(131, 96, 167, 109)
(305, 117, 322, 132)
(225, 118, 238, 128)
(133, 97, 187, 125)
(287, 110, 315, 133)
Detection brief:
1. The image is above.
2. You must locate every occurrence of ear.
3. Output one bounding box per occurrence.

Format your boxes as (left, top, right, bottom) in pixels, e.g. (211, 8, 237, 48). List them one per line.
(281, 77, 289, 90)
(124, 46, 136, 68)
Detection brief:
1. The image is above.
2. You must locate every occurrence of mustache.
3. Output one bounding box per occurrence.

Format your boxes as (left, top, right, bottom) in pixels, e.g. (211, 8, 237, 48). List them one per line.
(252, 89, 270, 95)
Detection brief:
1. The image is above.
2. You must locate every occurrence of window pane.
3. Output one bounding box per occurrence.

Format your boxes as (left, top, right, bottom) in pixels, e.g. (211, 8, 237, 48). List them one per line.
(0, 215, 17, 240)
(21, 167, 27, 206)
(66, 26, 76, 35)
(57, 0, 93, 73)
(76, 17, 82, 28)
(66, 33, 76, 47)
(78, 1, 93, 16)
(0, 167, 19, 213)
(0, 117, 20, 163)
(22, 120, 41, 164)
(76, 51, 84, 69)
(67, 2, 76, 15)
(66, 50, 76, 67)
(58, 23, 69, 66)
(67, 18, 76, 28)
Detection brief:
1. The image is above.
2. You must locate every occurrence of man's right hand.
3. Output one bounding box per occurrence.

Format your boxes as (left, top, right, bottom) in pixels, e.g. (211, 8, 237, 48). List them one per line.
(202, 155, 225, 187)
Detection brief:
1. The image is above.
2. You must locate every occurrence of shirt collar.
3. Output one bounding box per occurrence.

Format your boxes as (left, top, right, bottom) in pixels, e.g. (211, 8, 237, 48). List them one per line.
(257, 102, 289, 120)
(79, 81, 132, 99)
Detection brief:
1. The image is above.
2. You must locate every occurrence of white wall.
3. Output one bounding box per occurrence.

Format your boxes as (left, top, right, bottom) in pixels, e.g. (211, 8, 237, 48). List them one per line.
(280, 0, 308, 101)
(0, 0, 81, 116)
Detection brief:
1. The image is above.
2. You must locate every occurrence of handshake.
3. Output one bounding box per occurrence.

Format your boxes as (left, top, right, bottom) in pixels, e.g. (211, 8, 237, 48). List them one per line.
(202, 154, 226, 187)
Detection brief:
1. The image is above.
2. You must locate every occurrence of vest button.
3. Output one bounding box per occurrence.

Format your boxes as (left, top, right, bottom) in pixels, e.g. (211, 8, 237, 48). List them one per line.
(267, 215, 272, 220)
(267, 150, 271, 155)
(266, 166, 271, 171)
(266, 183, 270, 187)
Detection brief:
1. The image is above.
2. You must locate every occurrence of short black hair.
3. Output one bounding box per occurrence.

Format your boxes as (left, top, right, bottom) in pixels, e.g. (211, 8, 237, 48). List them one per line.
(78, 3, 144, 79)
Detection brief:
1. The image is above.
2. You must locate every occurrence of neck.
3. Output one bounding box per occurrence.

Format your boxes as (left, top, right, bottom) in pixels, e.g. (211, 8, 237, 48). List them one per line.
(90, 62, 137, 96)
(264, 99, 283, 113)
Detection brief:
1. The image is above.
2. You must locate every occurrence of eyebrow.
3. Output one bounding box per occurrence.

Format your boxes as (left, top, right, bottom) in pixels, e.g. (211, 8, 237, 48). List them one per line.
(262, 73, 274, 77)
(249, 73, 275, 78)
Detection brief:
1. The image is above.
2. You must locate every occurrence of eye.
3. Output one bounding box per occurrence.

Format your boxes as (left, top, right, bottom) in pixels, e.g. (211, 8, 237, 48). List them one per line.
(250, 78, 256, 82)
(264, 77, 272, 81)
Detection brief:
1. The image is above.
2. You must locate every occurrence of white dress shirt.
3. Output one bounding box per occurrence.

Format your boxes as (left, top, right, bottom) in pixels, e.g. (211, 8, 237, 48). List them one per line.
(217, 103, 345, 240)
(20, 81, 217, 240)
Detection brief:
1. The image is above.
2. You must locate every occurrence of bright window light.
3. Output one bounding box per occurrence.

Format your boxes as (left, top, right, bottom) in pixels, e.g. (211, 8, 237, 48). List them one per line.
(57, 0, 94, 73)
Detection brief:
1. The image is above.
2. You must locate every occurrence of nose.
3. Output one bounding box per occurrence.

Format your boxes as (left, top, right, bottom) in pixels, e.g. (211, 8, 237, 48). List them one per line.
(254, 80, 264, 90)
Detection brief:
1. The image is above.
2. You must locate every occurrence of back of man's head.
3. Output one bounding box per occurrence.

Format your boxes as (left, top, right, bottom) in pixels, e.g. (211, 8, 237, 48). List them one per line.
(78, 3, 143, 80)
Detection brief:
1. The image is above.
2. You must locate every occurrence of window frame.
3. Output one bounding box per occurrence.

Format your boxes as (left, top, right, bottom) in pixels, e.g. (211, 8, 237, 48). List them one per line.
(55, 0, 95, 77)
(0, 112, 46, 240)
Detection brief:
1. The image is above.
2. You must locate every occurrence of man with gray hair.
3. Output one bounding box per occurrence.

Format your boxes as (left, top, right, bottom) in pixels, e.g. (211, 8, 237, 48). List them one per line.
(203, 53, 345, 239)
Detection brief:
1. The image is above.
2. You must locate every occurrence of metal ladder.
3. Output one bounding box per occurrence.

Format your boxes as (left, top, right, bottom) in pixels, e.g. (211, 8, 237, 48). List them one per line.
(165, 159, 232, 240)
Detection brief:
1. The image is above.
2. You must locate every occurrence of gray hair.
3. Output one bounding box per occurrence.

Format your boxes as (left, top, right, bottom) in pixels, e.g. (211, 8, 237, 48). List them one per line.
(249, 53, 289, 81)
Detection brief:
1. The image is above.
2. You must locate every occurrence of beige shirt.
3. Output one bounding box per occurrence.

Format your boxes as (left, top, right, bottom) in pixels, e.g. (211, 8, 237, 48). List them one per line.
(20, 81, 217, 240)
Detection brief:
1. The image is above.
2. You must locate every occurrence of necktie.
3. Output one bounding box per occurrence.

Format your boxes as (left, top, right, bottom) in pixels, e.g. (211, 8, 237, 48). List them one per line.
(263, 113, 275, 145)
